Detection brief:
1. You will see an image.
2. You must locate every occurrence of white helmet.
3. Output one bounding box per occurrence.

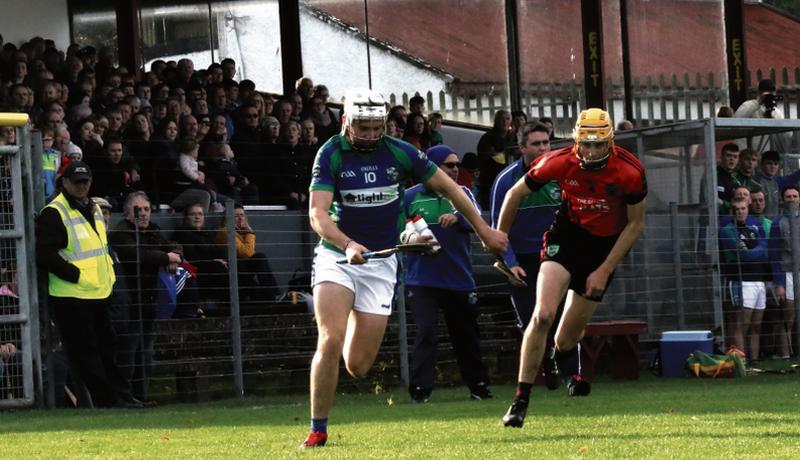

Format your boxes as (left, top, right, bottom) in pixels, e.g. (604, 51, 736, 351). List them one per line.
(342, 88, 387, 151)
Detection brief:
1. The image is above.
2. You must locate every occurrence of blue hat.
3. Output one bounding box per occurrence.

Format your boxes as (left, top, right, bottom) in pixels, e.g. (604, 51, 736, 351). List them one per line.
(425, 145, 456, 166)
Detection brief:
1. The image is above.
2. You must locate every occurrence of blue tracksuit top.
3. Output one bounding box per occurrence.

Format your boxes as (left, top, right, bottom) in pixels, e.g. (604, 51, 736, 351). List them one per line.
(489, 157, 561, 267)
(403, 183, 477, 291)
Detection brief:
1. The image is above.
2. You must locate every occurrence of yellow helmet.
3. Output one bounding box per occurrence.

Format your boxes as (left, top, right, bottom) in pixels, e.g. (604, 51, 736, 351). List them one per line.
(573, 108, 613, 170)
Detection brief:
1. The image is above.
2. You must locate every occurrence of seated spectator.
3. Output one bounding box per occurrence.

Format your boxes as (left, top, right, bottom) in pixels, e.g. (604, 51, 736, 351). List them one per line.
(295, 76, 314, 108)
(386, 118, 400, 138)
(429, 112, 444, 146)
(403, 112, 430, 150)
(388, 105, 407, 135)
(457, 152, 479, 197)
(539, 116, 558, 140)
(409, 94, 425, 115)
(273, 98, 293, 125)
(230, 104, 263, 161)
(123, 112, 152, 169)
(91, 137, 140, 210)
(299, 118, 319, 148)
(171, 203, 230, 311)
(272, 120, 314, 208)
(72, 118, 104, 165)
(307, 93, 338, 143)
(40, 127, 60, 201)
(169, 137, 216, 212)
(476, 110, 515, 208)
(215, 204, 279, 302)
(261, 116, 281, 144)
(207, 143, 259, 206)
(147, 118, 180, 205)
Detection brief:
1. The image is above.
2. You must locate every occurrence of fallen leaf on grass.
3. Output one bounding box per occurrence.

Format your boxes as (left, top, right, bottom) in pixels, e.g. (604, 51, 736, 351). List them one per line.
(160, 435, 170, 441)
(579, 446, 589, 453)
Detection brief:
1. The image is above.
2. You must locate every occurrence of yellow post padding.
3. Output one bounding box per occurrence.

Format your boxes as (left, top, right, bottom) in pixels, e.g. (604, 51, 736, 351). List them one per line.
(0, 113, 30, 127)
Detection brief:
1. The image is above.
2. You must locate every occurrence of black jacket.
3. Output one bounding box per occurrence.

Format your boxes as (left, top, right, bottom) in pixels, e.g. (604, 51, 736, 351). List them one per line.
(108, 219, 181, 313)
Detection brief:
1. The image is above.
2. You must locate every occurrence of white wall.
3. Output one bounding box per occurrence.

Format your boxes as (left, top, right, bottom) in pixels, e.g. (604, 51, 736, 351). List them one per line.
(0, 0, 70, 49)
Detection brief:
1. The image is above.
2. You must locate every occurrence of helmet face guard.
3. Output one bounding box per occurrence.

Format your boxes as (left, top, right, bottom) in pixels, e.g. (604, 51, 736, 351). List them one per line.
(573, 108, 613, 170)
(342, 89, 387, 151)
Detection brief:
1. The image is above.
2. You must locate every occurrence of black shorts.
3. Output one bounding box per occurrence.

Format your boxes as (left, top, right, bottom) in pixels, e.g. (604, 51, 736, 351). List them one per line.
(540, 219, 619, 301)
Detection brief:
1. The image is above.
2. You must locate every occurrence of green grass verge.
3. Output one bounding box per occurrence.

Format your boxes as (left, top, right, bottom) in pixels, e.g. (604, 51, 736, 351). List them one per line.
(3, 374, 800, 459)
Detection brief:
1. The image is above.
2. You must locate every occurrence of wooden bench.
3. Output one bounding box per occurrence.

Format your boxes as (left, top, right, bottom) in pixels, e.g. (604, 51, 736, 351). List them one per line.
(580, 320, 648, 381)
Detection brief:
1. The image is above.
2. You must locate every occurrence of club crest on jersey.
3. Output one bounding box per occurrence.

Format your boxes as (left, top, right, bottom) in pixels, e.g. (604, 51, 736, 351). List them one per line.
(546, 244, 560, 257)
(386, 166, 399, 182)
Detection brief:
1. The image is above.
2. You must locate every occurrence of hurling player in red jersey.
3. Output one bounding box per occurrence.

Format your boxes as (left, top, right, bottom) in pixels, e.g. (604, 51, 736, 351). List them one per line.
(496, 108, 647, 428)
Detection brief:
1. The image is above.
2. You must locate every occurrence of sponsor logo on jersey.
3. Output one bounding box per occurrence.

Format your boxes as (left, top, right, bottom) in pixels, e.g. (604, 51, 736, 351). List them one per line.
(417, 151, 428, 161)
(340, 169, 357, 178)
(574, 196, 610, 213)
(341, 185, 399, 207)
(546, 244, 560, 257)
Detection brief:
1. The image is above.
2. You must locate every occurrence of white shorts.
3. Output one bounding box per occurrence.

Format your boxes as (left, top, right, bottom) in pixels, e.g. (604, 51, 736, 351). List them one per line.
(311, 246, 398, 316)
(785, 273, 795, 301)
(741, 281, 766, 310)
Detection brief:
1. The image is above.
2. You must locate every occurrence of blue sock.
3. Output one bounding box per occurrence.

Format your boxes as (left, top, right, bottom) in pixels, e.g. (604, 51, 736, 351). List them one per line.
(311, 418, 328, 434)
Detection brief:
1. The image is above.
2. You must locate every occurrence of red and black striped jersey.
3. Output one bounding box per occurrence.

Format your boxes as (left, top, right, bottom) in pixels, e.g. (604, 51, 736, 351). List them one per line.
(524, 145, 647, 237)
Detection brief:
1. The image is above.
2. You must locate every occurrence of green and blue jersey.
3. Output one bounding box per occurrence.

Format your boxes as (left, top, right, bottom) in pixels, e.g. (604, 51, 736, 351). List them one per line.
(490, 157, 561, 267)
(310, 134, 437, 252)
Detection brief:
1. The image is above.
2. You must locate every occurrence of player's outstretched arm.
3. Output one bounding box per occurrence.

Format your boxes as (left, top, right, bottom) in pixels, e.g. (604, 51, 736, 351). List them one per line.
(585, 199, 646, 297)
(425, 168, 508, 254)
(309, 190, 369, 264)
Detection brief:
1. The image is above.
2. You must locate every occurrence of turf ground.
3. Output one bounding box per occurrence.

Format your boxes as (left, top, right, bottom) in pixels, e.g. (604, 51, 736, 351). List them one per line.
(3, 373, 799, 459)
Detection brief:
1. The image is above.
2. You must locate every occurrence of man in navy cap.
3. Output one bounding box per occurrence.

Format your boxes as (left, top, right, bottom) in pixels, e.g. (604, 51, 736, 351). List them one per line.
(403, 144, 492, 403)
(36, 161, 142, 408)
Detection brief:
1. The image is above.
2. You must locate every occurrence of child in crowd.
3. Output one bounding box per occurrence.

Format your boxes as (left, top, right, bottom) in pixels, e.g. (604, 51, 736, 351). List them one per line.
(40, 127, 61, 201)
(429, 112, 444, 146)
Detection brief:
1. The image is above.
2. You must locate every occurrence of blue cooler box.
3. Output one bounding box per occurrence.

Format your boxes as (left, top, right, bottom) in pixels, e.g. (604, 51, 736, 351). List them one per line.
(660, 331, 713, 377)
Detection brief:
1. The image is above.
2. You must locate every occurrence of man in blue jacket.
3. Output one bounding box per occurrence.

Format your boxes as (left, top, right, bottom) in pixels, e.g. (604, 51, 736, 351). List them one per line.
(404, 145, 492, 403)
(489, 123, 580, 392)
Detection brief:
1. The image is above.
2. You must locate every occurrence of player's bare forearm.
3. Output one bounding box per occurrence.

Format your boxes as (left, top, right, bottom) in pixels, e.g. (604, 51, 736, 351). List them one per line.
(426, 169, 508, 253)
(497, 179, 531, 234)
(598, 199, 646, 275)
(309, 190, 351, 250)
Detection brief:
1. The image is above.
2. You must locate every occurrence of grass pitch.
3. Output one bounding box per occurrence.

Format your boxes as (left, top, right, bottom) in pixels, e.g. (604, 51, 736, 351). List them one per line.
(3, 373, 799, 459)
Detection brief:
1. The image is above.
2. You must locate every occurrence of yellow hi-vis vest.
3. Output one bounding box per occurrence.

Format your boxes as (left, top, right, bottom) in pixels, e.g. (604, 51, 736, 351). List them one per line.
(45, 193, 115, 299)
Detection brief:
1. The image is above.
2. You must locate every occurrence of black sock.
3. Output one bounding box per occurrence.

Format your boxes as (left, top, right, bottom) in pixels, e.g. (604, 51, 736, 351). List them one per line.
(514, 382, 533, 402)
(554, 345, 580, 380)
